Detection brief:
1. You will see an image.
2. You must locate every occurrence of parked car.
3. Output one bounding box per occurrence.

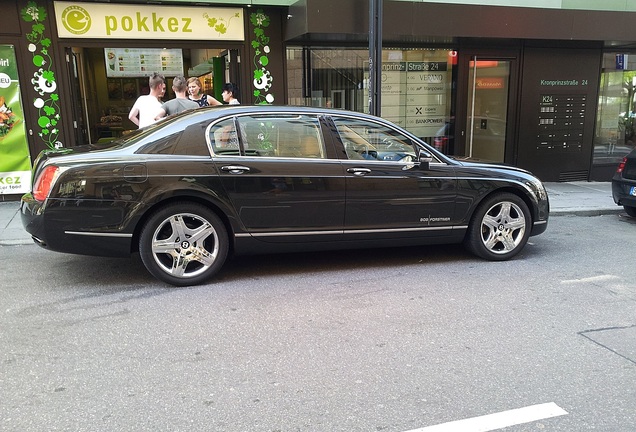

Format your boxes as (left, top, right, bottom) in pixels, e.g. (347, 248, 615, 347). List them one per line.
(21, 105, 549, 286)
(612, 147, 636, 217)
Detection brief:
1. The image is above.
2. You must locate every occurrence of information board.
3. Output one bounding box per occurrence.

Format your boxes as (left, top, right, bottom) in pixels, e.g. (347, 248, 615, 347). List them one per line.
(380, 61, 448, 138)
(105, 48, 183, 78)
(537, 94, 587, 153)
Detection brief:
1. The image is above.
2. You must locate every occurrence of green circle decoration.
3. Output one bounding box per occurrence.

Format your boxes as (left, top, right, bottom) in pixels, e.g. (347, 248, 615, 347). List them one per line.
(38, 116, 50, 128)
(61, 6, 91, 35)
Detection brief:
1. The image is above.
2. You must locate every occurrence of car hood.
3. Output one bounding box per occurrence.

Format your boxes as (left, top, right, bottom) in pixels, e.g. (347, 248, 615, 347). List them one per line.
(450, 155, 532, 175)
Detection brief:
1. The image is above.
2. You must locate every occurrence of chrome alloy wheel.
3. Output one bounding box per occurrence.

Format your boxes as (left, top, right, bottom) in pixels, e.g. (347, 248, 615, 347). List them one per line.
(140, 202, 229, 286)
(150, 212, 220, 278)
(479, 201, 527, 255)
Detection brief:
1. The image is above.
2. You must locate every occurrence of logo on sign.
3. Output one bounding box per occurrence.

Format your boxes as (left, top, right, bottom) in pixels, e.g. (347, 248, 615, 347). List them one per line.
(476, 77, 504, 89)
(61, 6, 92, 35)
(0, 73, 11, 89)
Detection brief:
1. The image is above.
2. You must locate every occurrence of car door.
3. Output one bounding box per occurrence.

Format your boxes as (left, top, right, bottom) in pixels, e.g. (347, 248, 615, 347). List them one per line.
(210, 113, 346, 243)
(329, 115, 459, 240)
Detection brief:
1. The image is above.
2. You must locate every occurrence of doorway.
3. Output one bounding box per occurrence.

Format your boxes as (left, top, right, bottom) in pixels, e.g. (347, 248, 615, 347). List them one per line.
(456, 50, 519, 163)
(65, 45, 243, 145)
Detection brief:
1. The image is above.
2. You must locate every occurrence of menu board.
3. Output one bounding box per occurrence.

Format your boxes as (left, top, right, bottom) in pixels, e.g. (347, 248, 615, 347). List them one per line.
(104, 48, 183, 78)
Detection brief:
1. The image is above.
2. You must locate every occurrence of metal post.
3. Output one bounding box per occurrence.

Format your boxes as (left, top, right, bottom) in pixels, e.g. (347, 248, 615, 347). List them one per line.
(368, 0, 382, 116)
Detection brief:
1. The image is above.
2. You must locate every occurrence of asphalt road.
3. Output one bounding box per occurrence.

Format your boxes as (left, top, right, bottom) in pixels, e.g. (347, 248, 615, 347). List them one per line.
(1, 213, 635, 432)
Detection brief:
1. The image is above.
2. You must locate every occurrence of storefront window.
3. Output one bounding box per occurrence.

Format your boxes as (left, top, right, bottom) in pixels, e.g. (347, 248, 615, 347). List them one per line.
(594, 53, 636, 165)
(286, 47, 456, 145)
(70, 46, 236, 145)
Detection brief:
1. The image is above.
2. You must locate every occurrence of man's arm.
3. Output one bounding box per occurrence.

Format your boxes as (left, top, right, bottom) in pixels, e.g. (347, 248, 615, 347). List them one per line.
(128, 100, 140, 126)
(155, 107, 167, 121)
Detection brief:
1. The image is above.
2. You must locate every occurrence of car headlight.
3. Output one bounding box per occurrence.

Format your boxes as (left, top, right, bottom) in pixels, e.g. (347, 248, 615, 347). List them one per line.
(525, 178, 548, 202)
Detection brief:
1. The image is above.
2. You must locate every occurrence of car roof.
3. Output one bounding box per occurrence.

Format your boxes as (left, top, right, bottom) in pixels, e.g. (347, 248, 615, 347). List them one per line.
(191, 104, 383, 122)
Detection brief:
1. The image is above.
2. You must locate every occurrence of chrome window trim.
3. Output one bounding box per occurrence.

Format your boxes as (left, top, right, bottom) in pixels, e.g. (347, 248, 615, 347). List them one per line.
(202, 109, 449, 165)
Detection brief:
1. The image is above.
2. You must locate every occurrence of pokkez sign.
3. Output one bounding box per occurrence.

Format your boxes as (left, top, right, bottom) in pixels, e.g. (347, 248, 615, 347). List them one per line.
(53, 2, 244, 40)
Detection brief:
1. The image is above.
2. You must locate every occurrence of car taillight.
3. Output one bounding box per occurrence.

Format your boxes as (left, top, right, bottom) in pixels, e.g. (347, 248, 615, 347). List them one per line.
(33, 165, 59, 201)
(616, 157, 627, 174)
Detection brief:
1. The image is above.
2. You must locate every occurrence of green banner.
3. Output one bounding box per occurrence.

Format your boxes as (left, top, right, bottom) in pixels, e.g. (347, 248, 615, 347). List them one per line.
(0, 45, 31, 195)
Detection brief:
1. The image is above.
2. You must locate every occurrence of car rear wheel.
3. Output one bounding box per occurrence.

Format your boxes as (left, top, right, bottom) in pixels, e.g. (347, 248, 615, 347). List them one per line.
(139, 202, 228, 286)
(464, 193, 531, 261)
(624, 205, 636, 217)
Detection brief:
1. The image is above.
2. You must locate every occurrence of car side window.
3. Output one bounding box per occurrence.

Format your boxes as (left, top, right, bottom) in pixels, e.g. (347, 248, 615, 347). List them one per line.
(210, 118, 240, 156)
(240, 115, 326, 159)
(209, 115, 326, 159)
(332, 117, 417, 162)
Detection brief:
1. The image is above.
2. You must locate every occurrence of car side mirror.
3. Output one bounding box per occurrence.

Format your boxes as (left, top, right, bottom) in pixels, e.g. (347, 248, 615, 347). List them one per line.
(418, 149, 433, 169)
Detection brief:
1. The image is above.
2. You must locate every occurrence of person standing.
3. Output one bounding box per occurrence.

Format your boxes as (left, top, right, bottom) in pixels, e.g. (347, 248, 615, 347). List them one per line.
(222, 82, 240, 105)
(128, 72, 165, 128)
(155, 75, 199, 120)
(187, 77, 221, 107)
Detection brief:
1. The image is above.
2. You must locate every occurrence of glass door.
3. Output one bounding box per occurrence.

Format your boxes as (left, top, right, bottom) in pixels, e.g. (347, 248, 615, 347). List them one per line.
(466, 57, 511, 161)
(456, 50, 519, 163)
(65, 47, 90, 145)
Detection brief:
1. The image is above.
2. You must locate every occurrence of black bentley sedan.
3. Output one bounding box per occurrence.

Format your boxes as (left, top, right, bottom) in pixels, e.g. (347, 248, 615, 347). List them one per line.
(21, 105, 549, 286)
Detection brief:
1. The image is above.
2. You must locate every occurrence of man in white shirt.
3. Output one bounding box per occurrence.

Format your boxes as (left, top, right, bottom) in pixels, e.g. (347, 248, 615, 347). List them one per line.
(128, 72, 165, 128)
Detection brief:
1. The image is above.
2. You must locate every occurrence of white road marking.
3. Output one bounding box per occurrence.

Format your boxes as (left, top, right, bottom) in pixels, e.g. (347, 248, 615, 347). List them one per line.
(403, 402, 568, 432)
(561, 275, 620, 284)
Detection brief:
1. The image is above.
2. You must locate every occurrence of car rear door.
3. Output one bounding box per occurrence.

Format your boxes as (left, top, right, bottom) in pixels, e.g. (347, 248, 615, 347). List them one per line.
(329, 115, 459, 240)
(210, 113, 346, 243)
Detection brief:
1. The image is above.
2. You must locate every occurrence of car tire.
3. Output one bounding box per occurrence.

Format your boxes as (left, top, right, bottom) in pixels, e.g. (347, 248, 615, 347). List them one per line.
(464, 192, 531, 261)
(139, 202, 229, 286)
(624, 205, 636, 217)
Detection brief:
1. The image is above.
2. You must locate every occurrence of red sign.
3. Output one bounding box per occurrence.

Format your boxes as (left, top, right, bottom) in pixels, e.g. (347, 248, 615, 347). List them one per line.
(476, 77, 504, 89)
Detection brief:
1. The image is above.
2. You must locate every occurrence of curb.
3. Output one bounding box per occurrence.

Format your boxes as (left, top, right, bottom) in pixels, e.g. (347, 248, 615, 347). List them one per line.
(0, 239, 33, 246)
(550, 208, 624, 217)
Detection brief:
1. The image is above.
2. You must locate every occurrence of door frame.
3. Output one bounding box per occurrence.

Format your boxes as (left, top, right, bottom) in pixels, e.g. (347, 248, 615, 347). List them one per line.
(57, 41, 246, 145)
(454, 48, 521, 164)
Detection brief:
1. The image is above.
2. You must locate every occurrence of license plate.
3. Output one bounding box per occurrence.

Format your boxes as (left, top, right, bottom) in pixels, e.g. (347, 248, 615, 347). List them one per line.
(630, 186, 636, 196)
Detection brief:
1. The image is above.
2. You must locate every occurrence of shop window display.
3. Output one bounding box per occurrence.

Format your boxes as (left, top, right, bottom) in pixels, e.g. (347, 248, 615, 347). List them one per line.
(70, 46, 230, 144)
(286, 47, 456, 150)
(593, 53, 636, 165)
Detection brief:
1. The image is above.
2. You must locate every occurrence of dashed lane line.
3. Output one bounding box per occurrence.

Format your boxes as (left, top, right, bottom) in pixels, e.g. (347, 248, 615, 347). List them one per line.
(403, 402, 568, 432)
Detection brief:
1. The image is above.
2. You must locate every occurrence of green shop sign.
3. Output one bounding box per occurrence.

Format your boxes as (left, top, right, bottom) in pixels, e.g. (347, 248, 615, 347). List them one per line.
(53, 1, 244, 40)
(0, 45, 31, 195)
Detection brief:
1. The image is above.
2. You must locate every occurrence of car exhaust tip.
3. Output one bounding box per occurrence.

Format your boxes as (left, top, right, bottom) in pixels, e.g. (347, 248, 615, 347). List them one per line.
(31, 236, 46, 247)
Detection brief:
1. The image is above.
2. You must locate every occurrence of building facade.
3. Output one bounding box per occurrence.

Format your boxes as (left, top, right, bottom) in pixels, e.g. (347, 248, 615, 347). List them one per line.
(2, 0, 636, 197)
(284, 0, 636, 182)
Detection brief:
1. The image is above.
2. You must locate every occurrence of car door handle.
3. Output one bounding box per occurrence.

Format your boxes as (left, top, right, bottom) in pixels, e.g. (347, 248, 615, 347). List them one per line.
(347, 167, 372, 176)
(221, 165, 250, 174)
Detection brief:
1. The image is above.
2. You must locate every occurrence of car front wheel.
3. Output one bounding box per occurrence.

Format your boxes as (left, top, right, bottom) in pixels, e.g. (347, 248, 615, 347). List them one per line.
(464, 193, 531, 261)
(624, 205, 636, 217)
(139, 202, 229, 286)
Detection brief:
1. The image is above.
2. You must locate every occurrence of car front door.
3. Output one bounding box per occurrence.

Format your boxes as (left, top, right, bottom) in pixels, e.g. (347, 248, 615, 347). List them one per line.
(210, 113, 346, 243)
(330, 115, 459, 240)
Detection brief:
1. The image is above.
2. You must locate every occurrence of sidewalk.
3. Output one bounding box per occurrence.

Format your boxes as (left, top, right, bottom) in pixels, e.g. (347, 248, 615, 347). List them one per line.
(0, 181, 623, 246)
